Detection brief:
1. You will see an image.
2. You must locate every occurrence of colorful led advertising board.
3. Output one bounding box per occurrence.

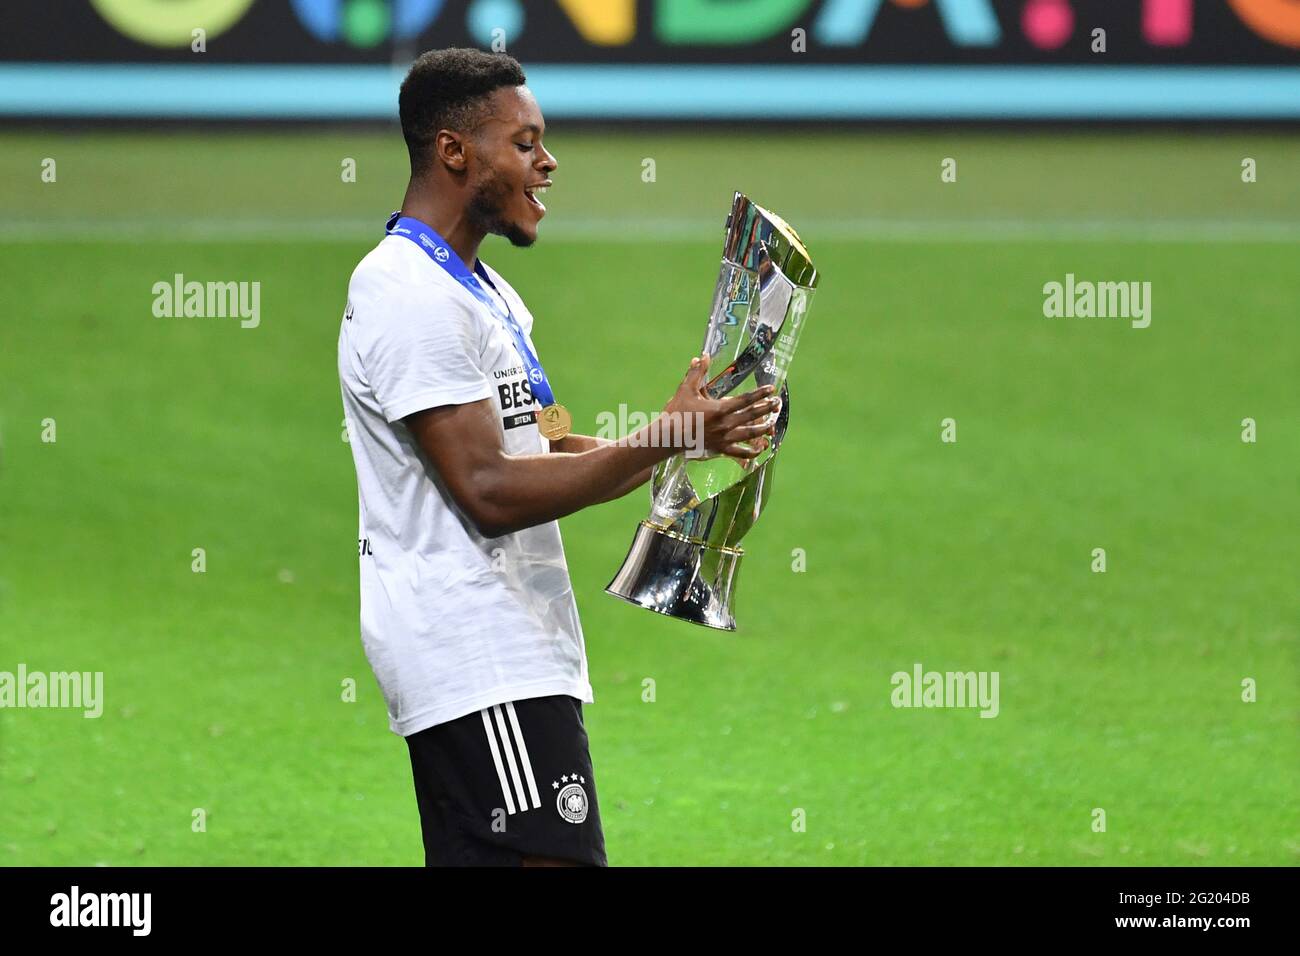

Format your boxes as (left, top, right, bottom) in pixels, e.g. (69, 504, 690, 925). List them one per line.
(4, 1, 1299, 119)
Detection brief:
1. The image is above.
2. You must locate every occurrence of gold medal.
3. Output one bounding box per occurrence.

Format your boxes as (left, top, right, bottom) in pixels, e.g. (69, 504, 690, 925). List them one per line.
(538, 403, 572, 441)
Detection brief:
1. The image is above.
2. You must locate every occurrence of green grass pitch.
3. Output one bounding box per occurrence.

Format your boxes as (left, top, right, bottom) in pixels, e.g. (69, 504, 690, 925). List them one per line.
(0, 129, 1296, 865)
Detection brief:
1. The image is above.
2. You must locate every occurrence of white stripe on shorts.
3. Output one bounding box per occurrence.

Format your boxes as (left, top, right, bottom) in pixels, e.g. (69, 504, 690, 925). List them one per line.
(492, 704, 531, 813)
(505, 702, 543, 811)
(480, 708, 517, 815)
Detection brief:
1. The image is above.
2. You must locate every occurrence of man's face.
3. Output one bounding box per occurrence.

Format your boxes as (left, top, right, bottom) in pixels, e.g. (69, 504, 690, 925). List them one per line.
(465, 86, 557, 248)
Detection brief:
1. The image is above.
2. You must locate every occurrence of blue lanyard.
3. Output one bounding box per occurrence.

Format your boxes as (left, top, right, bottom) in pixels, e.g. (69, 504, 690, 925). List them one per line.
(385, 213, 556, 407)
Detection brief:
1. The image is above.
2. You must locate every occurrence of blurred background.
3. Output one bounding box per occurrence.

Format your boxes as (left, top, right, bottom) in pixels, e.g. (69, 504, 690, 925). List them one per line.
(1, 1, 1297, 866)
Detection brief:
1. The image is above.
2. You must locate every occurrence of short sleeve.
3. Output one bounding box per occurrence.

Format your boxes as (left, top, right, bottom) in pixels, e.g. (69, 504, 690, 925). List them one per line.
(354, 285, 494, 423)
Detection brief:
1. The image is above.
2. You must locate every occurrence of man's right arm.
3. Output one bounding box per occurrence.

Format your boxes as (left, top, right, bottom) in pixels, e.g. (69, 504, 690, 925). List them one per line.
(405, 354, 778, 538)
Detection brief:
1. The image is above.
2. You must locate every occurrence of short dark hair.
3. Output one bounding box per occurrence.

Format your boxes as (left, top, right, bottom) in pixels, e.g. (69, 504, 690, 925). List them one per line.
(399, 48, 526, 174)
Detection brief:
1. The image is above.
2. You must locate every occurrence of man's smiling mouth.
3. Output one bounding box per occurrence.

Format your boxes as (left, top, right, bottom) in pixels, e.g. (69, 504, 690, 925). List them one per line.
(524, 181, 551, 212)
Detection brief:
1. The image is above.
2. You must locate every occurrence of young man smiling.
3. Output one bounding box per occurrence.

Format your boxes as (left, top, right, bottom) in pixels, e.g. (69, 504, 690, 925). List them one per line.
(338, 48, 777, 867)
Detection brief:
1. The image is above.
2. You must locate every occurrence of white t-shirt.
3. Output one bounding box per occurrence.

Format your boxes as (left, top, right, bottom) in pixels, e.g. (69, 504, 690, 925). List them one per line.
(338, 233, 592, 737)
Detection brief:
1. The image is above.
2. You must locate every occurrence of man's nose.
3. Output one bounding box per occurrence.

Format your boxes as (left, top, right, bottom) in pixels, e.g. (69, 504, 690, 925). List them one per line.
(538, 145, 558, 173)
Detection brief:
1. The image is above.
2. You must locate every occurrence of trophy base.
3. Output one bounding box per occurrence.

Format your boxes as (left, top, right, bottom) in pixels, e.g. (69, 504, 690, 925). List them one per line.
(604, 521, 744, 631)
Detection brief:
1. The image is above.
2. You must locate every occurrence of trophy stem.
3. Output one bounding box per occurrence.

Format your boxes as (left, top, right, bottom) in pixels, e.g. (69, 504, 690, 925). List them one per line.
(604, 521, 744, 632)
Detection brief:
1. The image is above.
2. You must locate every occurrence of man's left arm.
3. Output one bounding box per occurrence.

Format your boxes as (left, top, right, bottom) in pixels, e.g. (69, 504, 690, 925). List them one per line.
(550, 428, 770, 503)
(550, 434, 652, 503)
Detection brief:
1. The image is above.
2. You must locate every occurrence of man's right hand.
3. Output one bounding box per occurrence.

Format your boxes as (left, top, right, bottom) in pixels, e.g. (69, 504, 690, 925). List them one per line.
(663, 353, 780, 460)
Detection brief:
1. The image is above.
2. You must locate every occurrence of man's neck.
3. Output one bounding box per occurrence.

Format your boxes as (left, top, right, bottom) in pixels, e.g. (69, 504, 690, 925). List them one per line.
(399, 179, 485, 270)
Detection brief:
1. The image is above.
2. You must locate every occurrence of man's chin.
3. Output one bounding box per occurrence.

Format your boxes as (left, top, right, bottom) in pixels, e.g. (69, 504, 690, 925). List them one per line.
(499, 223, 537, 248)
(469, 196, 537, 248)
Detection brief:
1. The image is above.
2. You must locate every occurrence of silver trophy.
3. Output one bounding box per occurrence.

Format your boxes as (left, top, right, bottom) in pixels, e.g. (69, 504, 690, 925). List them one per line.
(606, 191, 818, 630)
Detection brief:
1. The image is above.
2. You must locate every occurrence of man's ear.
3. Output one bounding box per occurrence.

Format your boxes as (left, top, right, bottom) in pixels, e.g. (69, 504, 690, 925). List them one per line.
(434, 129, 468, 173)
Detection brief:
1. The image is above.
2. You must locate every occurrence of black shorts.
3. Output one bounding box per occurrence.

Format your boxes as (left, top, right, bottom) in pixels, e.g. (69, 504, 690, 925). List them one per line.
(405, 695, 607, 867)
